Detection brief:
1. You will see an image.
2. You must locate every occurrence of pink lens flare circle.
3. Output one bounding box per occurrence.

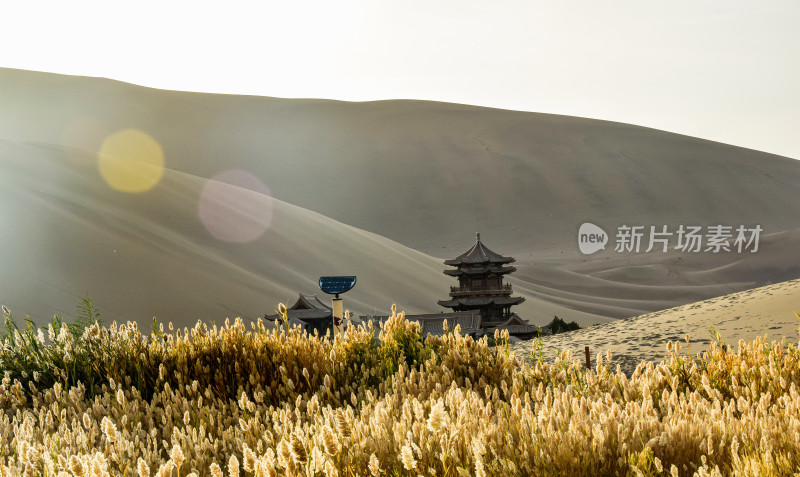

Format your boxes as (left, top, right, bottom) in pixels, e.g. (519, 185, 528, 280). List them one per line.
(198, 170, 273, 243)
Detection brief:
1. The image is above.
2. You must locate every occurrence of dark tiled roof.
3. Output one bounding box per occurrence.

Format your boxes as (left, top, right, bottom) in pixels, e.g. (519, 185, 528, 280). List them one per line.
(444, 233, 515, 266)
(264, 309, 332, 321)
(289, 309, 332, 320)
(265, 313, 335, 337)
(267, 317, 311, 329)
(487, 324, 540, 335)
(290, 294, 332, 311)
(486, 314, 540, 337)
(438, 296, 525, 307)
(421, 321, 474, 336)
(500, 313, 528, 326)
(444, 265, 516, 276)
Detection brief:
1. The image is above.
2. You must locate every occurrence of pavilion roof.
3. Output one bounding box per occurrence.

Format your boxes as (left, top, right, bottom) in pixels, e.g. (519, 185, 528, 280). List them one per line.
(444, 265, 516, 276)
(444, 233, 515, 266)
(289, 294, 332, 311)
(487, 324, 540, 336)
(264, 308, 332, 322)
(437, 296, 525, 308)
(485, 314, 540, 336)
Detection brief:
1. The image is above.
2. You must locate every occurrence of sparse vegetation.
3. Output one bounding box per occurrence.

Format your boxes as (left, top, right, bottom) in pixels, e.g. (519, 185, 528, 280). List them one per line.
(1, 303, 800, 476)
(547, 315, 581, 335)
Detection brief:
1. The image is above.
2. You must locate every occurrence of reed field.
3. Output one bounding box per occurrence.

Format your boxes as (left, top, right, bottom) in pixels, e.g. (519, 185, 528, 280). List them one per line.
(1, 304, 800, 477)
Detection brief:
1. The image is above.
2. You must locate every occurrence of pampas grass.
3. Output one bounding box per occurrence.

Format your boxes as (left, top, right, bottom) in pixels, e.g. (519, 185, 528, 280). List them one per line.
(1, 303, 800, 476)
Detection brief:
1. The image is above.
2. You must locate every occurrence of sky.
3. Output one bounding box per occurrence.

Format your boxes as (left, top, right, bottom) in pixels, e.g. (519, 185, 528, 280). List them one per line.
(3, 0, 799, 159)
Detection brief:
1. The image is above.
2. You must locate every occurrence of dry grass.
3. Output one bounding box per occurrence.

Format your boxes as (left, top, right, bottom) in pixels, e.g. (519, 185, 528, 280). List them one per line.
(1, 305, 800, 476)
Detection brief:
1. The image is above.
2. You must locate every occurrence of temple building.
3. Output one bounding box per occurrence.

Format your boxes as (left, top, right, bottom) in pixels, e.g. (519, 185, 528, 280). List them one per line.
(268, 234, 540, 340)
(438, 233, 537, 338)
(264, 293, 334, 336)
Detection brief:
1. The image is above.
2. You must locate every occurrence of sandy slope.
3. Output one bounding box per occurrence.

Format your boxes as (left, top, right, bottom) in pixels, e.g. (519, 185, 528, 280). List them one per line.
(2, 139, 602, 327)
(2, 68, 800, 324)
(0, 139, 444, 327)
(511, 278, 800, 375)
(3, 68, 799, 257)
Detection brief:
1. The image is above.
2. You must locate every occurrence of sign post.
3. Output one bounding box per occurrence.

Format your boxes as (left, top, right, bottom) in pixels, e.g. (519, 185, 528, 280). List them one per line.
(331, 297, 344, 336)
(318, 276, 357, 338)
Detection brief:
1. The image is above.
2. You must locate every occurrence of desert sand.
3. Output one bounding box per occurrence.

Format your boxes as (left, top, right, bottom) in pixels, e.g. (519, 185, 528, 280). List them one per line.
(2, 68, 799, 328)
(1, 139, 454, 326)
(511, 278, 800, 375)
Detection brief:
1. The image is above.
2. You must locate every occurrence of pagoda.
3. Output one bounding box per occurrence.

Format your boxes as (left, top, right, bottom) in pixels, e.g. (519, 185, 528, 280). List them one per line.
(438, 233, 526, 327)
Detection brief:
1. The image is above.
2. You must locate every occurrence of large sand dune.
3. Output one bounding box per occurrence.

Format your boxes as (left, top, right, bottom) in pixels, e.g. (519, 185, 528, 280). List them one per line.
(511, 278, 800, 375)
(0, 137, 612, 326)
(2, 68, 799, 325)
(1, 139, 455, 326)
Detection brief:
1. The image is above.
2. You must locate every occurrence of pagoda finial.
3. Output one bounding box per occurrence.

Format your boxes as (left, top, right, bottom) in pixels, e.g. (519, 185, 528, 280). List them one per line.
(476, 232, 481, 242)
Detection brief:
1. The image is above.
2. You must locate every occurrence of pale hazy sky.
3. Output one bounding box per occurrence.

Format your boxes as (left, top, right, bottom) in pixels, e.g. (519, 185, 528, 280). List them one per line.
(3, 0, 799, 159)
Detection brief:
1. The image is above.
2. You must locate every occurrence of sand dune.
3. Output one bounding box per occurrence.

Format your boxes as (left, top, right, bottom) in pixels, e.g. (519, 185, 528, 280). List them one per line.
(1, 139, 452, 327)
(2, 137, 614, 327)
(509, 227, 800, 320)
(511, 278, 800, 375)
(2, 68, 800, 325)
(3, 68, 799, 257)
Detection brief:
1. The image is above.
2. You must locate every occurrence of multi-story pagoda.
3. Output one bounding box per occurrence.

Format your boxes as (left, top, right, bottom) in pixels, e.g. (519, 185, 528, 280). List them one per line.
(438, 233, 526, 327)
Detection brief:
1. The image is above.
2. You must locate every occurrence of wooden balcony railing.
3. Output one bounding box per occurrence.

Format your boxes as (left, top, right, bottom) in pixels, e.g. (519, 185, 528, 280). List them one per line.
(449, 284, 512, 296)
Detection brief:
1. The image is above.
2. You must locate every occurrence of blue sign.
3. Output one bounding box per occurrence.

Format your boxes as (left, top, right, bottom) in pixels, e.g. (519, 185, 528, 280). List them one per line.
(319, 276, 357, 295)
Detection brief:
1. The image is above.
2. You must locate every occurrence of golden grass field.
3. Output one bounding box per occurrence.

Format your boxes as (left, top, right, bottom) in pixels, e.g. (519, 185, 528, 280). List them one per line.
(3, 68, 800, 477)
(2, 303, 800, 477)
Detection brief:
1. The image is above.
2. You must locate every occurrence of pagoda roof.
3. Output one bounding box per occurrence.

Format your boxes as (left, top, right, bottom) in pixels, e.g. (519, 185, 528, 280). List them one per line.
(264, 293, 333, 323)
(444, 265, 516, 276)
(264, 316, 311, 328)
(485, 314, 540, 337)
(289, 294, 332, 311)
(501, 313, 529, 326)
(487, 324, 540, 336)
(444, 233, 515, 266)
(438, 296, 525, 308)
(264, 308, 332, 322)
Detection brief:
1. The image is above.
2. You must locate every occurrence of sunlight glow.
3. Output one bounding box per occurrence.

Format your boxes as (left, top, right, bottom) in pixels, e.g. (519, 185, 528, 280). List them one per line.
(98, 129, 164, 193)
(198, 170, 273, 243)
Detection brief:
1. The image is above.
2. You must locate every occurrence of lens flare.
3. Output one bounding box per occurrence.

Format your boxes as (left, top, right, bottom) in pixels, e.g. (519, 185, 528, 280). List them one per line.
(98, 129, 164, 193)
(198, 170, 273, 243)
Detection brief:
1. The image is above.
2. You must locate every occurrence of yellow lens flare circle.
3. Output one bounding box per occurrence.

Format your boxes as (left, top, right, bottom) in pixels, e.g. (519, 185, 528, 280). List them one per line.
(98, 129, 164, 193)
